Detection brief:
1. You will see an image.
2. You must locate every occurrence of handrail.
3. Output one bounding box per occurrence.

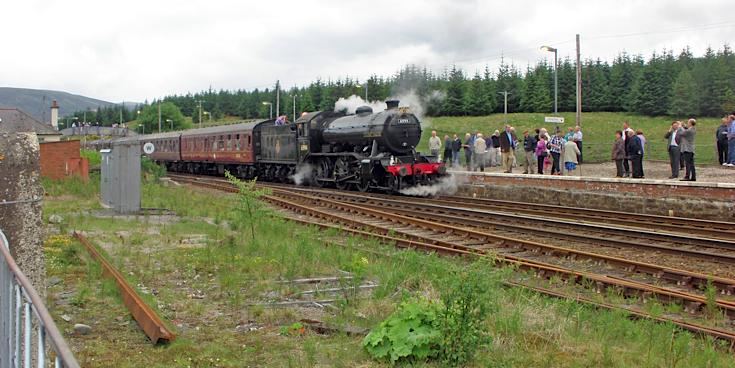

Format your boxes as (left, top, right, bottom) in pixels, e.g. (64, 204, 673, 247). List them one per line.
(0, 229, 80, 368)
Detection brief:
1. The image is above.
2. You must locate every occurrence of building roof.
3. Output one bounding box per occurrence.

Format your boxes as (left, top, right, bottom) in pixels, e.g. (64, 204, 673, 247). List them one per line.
(0, 107, 60, 135)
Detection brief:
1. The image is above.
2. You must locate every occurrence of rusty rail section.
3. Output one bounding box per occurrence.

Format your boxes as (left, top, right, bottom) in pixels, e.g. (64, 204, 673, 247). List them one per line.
(270, 185, 735, 257)
(168, 173, 735, 341)
(73, 231, 175, 344)
(282, 215, 735, 343)
(271, 189, 735, 294)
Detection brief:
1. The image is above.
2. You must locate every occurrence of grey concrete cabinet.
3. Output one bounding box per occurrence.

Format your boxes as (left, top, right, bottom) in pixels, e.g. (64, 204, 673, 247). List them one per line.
(100, 140, 141, 213)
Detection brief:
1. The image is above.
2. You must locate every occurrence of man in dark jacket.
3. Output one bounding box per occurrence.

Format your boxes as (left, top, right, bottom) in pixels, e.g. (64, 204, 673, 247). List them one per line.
(663, 121, 682, 179)
(717, 117, 729, 165)
(499, 125, 518, 173)
(451, 134, 462, 167)
(443, 135, 453, 166)
(679, 119, 697, 181)
(522, 130, 537, 174)
(625, 130, 644, 178)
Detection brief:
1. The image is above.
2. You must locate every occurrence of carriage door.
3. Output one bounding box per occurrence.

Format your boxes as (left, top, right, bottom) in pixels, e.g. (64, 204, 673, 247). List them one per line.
(297, 122, 310, 161)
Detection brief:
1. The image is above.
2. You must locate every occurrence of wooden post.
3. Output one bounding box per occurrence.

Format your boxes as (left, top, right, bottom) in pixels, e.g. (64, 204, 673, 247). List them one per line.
(0, 132, 46, 295)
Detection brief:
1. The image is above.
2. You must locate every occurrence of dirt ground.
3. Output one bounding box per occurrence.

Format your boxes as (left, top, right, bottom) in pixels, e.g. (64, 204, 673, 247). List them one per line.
(452, 159, 735, 184)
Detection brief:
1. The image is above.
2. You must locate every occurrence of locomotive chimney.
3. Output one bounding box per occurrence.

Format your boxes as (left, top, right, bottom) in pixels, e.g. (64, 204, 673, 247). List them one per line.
(385, 100, 399, 110)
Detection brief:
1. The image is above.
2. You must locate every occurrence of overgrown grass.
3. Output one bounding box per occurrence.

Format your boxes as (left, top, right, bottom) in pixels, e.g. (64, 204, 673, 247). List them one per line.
(41, 179, 735, 367)
(422, 112, 723, 164)
(80, 149, 101, 167)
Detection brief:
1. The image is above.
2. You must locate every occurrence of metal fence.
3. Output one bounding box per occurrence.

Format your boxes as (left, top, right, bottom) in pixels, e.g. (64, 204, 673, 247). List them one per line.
(0, 229, 79, 368)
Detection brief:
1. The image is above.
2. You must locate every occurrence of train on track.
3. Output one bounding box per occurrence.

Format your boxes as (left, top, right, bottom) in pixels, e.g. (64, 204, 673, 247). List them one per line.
(117, 100, 446, 192)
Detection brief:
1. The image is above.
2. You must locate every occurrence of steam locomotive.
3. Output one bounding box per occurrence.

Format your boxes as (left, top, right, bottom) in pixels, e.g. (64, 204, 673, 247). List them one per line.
(137, 100, 446, 192)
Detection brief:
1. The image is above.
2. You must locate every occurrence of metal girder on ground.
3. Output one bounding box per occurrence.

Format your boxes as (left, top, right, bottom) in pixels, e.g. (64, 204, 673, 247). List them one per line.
(73, 231, 175, 344)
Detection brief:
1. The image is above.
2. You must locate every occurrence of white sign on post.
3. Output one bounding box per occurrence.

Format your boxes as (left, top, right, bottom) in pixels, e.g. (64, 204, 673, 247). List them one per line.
(143, 142, 155, 155)
(544, 116, 565, 124)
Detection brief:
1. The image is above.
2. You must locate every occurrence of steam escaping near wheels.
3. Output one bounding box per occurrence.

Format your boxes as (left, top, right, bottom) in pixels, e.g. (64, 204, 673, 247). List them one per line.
(291, 164, 314, 186)
(399, 174, 467, 197)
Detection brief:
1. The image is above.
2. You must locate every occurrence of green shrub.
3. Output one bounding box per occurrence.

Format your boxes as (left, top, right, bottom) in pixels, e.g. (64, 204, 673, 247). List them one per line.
(141, 156, 166, 180)
(437, 259, 500, 366)
(80, 149, 101, 166)
(362, 297, 442, 363)
(363, 259, 504, 366)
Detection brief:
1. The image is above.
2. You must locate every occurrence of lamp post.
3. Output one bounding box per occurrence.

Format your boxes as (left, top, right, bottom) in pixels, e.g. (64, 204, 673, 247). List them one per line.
(540, 45, 558, 115)
(262, 102, 273, 119)
(203, 111, 210, 124)
(136, 110, 143, 134)
(355, 83, 368, 101)
(292, 95, 299, 122)
(166, 119, 173, 131)
(196, 99, 204, 128)
(497, 91, 511, 124)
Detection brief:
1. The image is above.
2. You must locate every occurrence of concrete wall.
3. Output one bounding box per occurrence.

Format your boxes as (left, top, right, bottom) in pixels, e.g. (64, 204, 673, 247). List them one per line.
(39, 140, 89, 180)
(0, 132, 46, 294)
(455, 172, 735, 221)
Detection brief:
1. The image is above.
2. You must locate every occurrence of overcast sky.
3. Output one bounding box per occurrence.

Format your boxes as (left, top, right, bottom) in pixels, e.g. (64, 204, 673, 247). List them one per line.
(2, 0, 732, 102)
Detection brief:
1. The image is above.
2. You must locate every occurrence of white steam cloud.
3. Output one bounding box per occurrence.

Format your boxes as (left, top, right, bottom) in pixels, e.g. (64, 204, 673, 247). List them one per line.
(399, 173, 467, 197)
(334, 96, 386, 114)
(290, 164, 313, 185)
(333, 89, 445, 125)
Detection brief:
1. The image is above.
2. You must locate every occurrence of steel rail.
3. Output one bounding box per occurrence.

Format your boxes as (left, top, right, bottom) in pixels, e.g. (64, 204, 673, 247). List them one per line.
(287, 216, 735, 343)
(443, 194, 735, 240)
(166, 173, 735, 240)
(168, 174, 735, 299)
(252, 182, 735, 251)
(264, 185, 735, 260)
(73, 232, 175, 344)
(270, 189, 735, 298)
(170, 174, 735, 341)
(170, 175, 734, 245)
(265, 193, 735, 315)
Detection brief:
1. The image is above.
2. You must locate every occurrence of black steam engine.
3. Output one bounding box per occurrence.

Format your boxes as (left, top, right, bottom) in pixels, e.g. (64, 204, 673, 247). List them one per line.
(286, 100, 446, 191)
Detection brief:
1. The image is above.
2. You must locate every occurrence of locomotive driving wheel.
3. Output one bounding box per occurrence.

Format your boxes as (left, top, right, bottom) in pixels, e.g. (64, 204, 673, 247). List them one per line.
(354, 169, 370, 192)
(333, 157, 351, 190)
(313, 158, 330, 188)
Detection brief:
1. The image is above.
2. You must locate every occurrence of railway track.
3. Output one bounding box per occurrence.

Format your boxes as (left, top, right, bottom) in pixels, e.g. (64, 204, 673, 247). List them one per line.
(168, 175, 735, 260)
(251, 178, 735, 242)
(166, 173, 735, 341)
(258, 184, 735, 263)
(443, 194, 735, 241)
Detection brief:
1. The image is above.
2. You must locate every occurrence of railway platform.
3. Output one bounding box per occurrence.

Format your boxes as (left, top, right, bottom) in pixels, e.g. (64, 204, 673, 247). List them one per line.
(452, 170, 735, 221)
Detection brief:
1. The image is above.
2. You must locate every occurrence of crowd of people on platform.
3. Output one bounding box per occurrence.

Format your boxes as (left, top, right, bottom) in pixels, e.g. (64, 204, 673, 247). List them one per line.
(428, 124, 584, 176)
(427, 112, 735, 181)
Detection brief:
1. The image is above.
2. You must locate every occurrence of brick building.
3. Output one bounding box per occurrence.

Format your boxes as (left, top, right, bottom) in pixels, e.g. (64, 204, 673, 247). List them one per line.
(39, 140, 89, 180)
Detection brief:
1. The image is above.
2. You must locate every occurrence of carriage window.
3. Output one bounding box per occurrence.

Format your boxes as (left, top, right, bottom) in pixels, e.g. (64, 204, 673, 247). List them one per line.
(235, 134, 241, 150)
(247, 135, 251, 147)
(227, 135, 232, 151)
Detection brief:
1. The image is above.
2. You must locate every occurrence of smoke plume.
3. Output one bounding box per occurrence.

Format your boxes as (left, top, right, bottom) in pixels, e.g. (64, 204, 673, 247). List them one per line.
(399, 173, 467, 197)
(290, 164, 313, 185)
(334, 96, 386, 114)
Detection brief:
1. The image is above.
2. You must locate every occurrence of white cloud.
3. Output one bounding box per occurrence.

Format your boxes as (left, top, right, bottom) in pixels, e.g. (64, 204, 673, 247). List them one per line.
(1, 0, 732, 102)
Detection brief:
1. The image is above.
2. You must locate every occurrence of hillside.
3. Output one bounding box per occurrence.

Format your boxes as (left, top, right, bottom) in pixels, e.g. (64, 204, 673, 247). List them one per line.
(0, 87, 123, 122)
